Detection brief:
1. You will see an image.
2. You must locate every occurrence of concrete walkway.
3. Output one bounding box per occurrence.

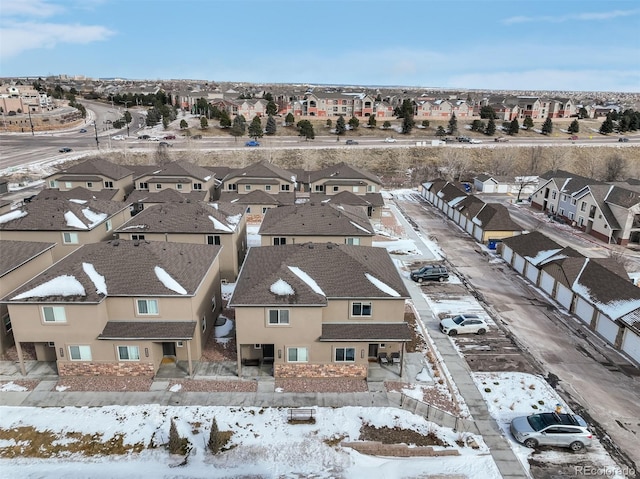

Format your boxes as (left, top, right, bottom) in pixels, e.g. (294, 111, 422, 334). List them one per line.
(389, 201, 529, 479)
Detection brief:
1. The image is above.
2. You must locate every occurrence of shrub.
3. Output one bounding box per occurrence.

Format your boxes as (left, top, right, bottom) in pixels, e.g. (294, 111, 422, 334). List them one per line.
(168, 419, 183, 454)
(208, 417, 224, 454)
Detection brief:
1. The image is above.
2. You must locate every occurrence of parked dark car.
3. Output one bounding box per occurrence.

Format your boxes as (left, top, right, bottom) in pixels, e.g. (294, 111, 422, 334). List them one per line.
(158, 142, 172, 147)
(345, 139, 359, 145)
(456, 136, 471, 143)
(410, 265, 449, 283)
(79, 128, 87, 133)
(138, 134, 150, 140)
(58, 147, 72, 153)
(192, 134, 202, 139)
(163, 135, 176, 140)
(618, 137, 629, 142)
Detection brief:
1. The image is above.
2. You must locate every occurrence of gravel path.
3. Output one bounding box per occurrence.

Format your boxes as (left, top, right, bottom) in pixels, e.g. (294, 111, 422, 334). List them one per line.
(275, 378, 368, 393)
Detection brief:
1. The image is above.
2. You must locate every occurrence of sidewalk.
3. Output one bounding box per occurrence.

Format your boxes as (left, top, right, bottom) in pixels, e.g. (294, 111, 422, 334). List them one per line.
(389, 201, 528, 479)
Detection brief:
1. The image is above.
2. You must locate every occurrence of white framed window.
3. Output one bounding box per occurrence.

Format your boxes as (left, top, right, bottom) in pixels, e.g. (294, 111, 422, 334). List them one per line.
(104, 181, 114, 189)
(65, 182, 72, 188)
(281, 184, 290, 191)
(136, 299, 158, 315)
(333, 186, 339, 192)
(367, 185, 375, 192)
(246, 207, 251, 213)
(254, 344, 262, 349)
(228, 184, 237, 191)
(551, 191, 557, 199)
(49, 180, 58, 188)
(139, 182, 148, 190)
(268, 309, 289, 325)
(131, 234, 145, 240)
(559, 208, 565, 216)
(580, 202, 587, 212)
(561, 194, 567, 202)
(335, 347, 355, 362)
(352, 186, 359, 193)
(287, 347, 308, 362)
(207, 235, 221, 245)
(351, 302, 372, 317)
(245, 185, 251, 191)
(193, 183, 202, 190)
(176, 184, 183, 190)
(62, 232, 79, 244)
(345, 237, 360, 245)
(176, 341, 184, 347)
(117, 345, 140, 361)
(156, 184, 162, 189)
(265, 185, 272, 191)
(273, 237, 286, 245)
(314, 185, 324, 192)
(105, 219, 112, 231)
(86, 182, 93, 188)
(69, 345, 92, 361)
(569, 212, 574, 220)
(578, 216, 584, 226)
(43, 306, 66, 323)
(571, 198, 577, 206)
(262, 207, 268, 214)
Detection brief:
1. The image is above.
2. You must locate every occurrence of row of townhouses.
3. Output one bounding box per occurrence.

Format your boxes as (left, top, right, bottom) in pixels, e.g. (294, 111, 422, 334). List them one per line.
(1, 159, 406, 380)
(418, 178, 640, 364)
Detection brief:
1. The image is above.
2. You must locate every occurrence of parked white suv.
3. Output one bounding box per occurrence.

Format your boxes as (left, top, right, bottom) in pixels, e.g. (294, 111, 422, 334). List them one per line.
(439, 314, 488, 336)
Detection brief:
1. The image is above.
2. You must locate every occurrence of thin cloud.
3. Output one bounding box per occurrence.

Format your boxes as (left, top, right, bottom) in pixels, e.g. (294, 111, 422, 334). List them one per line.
(1, 0, 63, 18)
(503, 9, 640, 25)
(0, 22, 115, 59)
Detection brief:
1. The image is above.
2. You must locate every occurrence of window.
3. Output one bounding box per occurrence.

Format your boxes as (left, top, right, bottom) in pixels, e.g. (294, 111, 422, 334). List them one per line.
(265, 185, 271, 191)
(580, 202, 587, 212)
(569, 212, 574, 220)
(367, 185, 375, 192)
(262, 207, 268, 214)
(155, 184, 162, 190)
(139, 182, 148, 190)
(193, 183, 202, 190)
(351, 302, 372, 317)
(131, 234, 145, 240)
(281, 184, 290, 191)
(578, 217, 584, 226)
(62, 232, 79, 244)
(268, 309, 289, 325)
(273, 237, 286, 245)
(559, 208, 564, 216)
(352, 186, 359, 193)
(246, 207, 251, 213)
(3, 313, 12, 333)
(176, 184, 183, 190)
(254, 344, 262, 349)
(69, 345, 91, 361)
(43, 306, 66, 323)
(287, 347, 308, 362)
(207, 235, 221, 245)
(65, 182, 72, 188)
(571, 198, 577, 206)
(86, 182, 93, 188)
(314, 185, 324, 192)
(333, 186, 339, 192)
(136, 299, 158, 315)
(228, 184, 237, 191)
(345, 237, 360, 245)
(105, 219, 112, 232)
(551, 191, 557, 199)
(49, 180, 58, 188)
(202, 316, 207, 333)
(104, 181, 114, 189)
(335, 347, 355, 362)
(245, 185, 251, 191)
(118, 346, 140, 361)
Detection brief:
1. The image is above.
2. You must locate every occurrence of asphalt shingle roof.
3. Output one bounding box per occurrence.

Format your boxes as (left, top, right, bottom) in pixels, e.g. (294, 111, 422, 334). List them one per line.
(320, 323, 412, 342)
(230, 243, 409, 306)
(309, 162, 381, 185)
(4, 240, 221, 303)
(98, 321, 197, 340)
(258, 203, 373, 236)
(223, 161, 296, 183)
(47, 158, 134, 181)
(0, 240, 56, 277)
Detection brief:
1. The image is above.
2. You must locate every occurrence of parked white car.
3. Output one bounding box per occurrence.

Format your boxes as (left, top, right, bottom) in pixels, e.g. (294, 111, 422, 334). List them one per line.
(469, 139, 483, 144)
(384, 137, 397, 143)
(439, 314, 488, 336)
(111, 135, 125, 141)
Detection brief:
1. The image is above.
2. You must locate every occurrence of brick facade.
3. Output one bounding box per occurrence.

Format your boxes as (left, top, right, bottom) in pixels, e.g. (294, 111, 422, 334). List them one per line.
(275, 363, 367, 379)
(58, 361, 155, 377)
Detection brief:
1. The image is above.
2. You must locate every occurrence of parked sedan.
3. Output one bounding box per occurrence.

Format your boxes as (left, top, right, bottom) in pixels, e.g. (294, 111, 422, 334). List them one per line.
(346, 139, 359, 145)
(58, 147, 72, 153)
(384, 137, 397, 143)
(439, 314, 488, 336)
(245, 140, 260, 147)
(510, 412, 593, 451)
(79, 128, 87, 133)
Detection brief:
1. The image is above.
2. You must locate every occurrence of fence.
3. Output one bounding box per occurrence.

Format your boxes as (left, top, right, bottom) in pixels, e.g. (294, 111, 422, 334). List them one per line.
(399, 393, 479, 435)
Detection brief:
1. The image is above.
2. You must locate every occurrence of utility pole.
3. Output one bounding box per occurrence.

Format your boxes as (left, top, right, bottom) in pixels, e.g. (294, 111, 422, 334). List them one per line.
(93, 121, 100, 150)
(122, 100, 131, 137)
(27, 107, 34, 136)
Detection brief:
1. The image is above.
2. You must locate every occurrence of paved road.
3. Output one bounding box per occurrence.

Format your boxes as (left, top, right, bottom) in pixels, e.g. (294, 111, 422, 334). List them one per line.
(393, 191, 640, 474)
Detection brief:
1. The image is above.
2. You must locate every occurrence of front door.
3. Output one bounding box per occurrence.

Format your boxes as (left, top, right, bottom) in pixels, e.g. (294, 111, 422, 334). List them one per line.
(262, 344, 274, 363)
(162, 342, 176, 357)
(368, 344, 378, 360)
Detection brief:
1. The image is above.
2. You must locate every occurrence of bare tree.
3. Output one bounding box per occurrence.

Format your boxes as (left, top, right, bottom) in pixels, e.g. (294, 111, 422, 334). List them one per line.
(527, 146, 545, 174)
(545, 148, 568, 172)
(486, 149, 515, 176)
(573, 149, 601, 179)
(440, 149, 472, 181)
(604, 154, 627, 181)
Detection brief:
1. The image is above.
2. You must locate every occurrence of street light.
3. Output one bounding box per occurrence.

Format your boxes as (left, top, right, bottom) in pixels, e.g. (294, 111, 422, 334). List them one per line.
(27, 106, 34, 136)
(93, 121, 100, 150)
(122, 100, 131, 137)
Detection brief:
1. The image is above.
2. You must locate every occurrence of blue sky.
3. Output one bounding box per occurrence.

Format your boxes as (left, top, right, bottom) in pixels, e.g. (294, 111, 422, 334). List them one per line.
(1, 0, 639, 92)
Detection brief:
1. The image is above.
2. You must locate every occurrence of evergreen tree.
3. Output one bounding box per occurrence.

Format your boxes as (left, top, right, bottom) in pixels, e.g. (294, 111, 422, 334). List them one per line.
(480, 106, 496, 119)
(265, 115, 277, 136)
(219, 110, 231, 128)
(568, 119, 580, 134)
(382, 121, 391, 129)
(471, 119, 484, 132)
(180, 119, 188, 129)
(599, 116, 614, 134)
(367, 115, 376, 128)
(284, 112, 295, 126)
(523, 116, 534, 129)
(297, 119, 315, 140)
(335, 115, 346, 136)
(326, 119, 332, 128)
(447, 113, 458, 135)
(578, 107, 589, 119)
(348, 116, 360, 130)
(263, 92, 274, 102)
(485, 118, 496, 136)
(421, 119, 429, 128)
(248, 116, 263, 138)
(266, 101, 278, 116)
(230, 115, 246, 139)
(208, 417, 223, 454)
(401, 113, 414, 134)
(168, 419, 182, 454)
(541, 117, 553, 135)
(435, 126, 446, 137)
(200, 116, 208, 129)
(508, 118, 520, 135)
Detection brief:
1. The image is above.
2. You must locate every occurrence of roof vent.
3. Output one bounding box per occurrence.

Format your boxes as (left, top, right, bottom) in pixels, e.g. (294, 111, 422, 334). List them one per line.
(308, 243, 314, 249)
(133, 240, 139, 246)
(327, 243, 333, 249)
(112, 240, 120, 246)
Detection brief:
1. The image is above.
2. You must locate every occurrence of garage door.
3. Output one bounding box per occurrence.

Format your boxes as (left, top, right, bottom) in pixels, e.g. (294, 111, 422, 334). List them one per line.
(525, 263, 540, 284)
(540, 271, 555, 295)
(596, 314, 619, 344)
(502, 246, 514, 264)
(473, 227, 483, 242)
(513, 255, 526, 274)
(466, 221, 474, 235)
(621, 329, 640, 365)
(497, 185, 509, 193)
(575, 297, 595, 324)
(556, 284, 573, 310)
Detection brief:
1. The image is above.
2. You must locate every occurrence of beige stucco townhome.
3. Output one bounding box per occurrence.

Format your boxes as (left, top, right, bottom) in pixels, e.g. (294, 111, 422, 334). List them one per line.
(1, 240, 223, 377)
(115, 201, 247, 282)
(258, 202, 375, 247)
(230, 243, 411, 379)
(0, 194, 131, 261)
